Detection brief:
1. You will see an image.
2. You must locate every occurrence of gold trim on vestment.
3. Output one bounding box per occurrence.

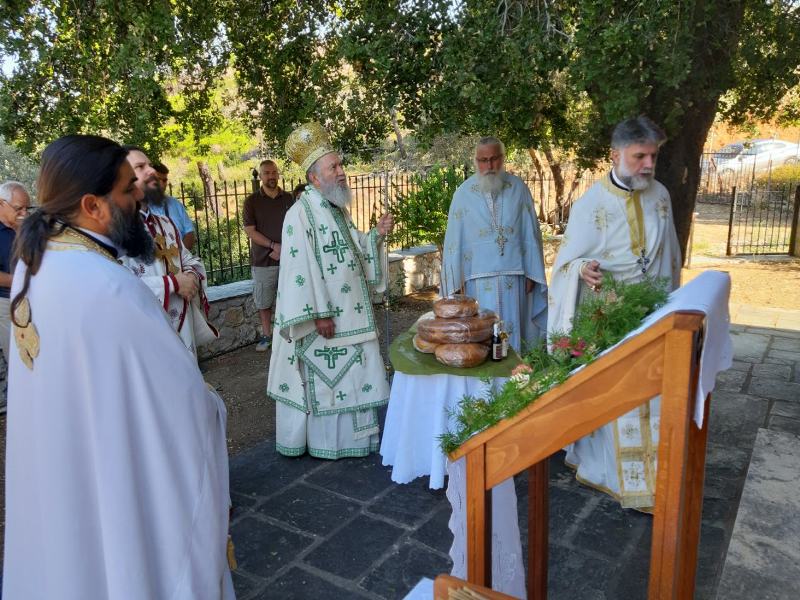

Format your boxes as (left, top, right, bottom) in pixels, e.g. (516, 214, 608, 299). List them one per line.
(47, 228, 118, 262)
(564, 458, 654, 514)
(600, 177, 647, 257)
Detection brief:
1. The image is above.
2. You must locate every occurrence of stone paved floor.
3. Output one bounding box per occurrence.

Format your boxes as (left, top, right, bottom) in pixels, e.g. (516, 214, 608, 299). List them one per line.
(229, 316, 799, 600)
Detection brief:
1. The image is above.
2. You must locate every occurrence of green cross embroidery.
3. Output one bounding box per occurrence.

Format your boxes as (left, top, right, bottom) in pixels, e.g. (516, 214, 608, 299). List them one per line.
(355, 354, 363, 365)
(286, 225, 294, 236)
(323, 231, 349, 263)
(318, 224, 328, 235)
(314, 346, 348, 369)
(288, 355, 296, 365)
(347, 259, 357, 271)
(295, 275, 305, 287)
(331, 305, 343, 317)
(327, 263, 337, 275)
(336, 391, 347, 402)
(362, 384, 372, 392)
(289, 247, 298, 257)
(303, 304, 314, 316)
(354, 302, 364, 314)
(279, 383, 289, 393)
(364, 253, 374, 264)
(340, 283, 351, 293)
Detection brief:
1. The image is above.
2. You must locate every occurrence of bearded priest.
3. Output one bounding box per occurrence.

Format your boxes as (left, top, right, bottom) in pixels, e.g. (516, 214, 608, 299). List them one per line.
(3, 135, 234, 599)
(548, 116, 682, 511)
(267, 122, 394, 459)
(441, 137, 548, 352)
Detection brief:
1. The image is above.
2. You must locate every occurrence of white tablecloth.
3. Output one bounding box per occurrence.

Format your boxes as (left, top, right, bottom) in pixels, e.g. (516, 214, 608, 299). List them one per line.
(381, 372, 526, 598)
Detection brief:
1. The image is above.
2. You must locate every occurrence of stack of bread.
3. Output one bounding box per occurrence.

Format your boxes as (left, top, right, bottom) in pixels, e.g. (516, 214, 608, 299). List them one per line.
(413, 295, 498, 368)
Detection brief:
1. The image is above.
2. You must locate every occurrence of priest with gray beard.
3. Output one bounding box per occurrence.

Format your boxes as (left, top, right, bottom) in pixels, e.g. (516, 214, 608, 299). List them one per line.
(441, 136, 548, 352)
(267, 122, 394, 459)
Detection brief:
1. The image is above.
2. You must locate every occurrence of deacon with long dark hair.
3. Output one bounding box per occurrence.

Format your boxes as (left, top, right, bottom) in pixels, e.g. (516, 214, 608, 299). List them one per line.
(3, 135, 235, 599)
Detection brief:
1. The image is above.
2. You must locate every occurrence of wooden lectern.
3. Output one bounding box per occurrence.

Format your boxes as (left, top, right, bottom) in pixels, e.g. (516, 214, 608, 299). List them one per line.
(448, 311, 708, 600)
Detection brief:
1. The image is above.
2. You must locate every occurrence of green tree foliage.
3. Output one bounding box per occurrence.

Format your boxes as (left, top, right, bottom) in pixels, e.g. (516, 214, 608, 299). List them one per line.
(0, 136, 38, 192)
(0, 0, 226, 155)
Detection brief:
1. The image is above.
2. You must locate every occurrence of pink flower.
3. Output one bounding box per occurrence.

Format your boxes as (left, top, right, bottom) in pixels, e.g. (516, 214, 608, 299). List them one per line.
(511, 364, 533, 376)
(571, 339, 587, 357)
(552, 336, 571, 350)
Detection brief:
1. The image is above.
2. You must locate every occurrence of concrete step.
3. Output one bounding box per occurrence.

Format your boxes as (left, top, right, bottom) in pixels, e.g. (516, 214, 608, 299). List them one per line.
(715, 428, 800, 599)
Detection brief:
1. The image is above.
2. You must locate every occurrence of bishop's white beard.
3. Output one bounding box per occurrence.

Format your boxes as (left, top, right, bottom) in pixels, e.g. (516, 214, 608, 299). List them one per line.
(319, 181, 352, 208)
(616, 163, 653, 191)
(476, 169, 506, 196)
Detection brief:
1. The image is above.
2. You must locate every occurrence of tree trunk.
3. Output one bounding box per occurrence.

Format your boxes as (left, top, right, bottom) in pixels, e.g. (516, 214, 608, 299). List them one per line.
(197, 161, 219, 217)
(543, 147, 567, 230)
(390, 108, 407, 160)
(527, 148, 546, 221)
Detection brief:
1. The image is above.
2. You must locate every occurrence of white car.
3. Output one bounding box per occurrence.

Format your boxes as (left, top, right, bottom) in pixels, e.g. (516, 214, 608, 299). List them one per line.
(708, 139, 800, 177)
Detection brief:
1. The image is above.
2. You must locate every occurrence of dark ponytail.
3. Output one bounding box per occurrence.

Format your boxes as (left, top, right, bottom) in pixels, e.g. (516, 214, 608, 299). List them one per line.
(11, 135, 128, 325)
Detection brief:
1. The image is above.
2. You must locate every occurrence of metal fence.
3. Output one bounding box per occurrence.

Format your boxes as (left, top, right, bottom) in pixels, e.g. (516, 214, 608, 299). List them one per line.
(725, 185, 800, 255)
(171, 170, 598, 286)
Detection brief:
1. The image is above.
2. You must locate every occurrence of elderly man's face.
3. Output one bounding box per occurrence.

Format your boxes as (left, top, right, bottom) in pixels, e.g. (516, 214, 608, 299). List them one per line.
(1, 188, 31, 229)
(312, 153, 347, 189)
(475, 143, 504, 176)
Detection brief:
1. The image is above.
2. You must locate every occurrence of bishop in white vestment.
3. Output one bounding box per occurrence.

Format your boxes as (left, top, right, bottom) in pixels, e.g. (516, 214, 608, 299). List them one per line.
(3, 134, 234, 599)
(549, 117, 682, 510)
(442, 137, 548, 352)
(267, 122, 393, 459)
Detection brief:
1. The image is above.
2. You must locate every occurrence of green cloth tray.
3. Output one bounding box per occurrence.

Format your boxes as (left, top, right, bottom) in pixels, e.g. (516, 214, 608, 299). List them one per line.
(389, 325, 522, 377)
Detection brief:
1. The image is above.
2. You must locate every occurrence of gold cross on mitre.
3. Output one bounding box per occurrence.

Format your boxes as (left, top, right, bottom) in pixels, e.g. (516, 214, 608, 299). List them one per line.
(153, 233, 180, 274)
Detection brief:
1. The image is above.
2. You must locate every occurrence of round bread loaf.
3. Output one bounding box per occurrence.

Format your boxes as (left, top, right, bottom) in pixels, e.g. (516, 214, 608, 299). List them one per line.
(435, 343, 489, 368)
(417, 310, 497, 344)
(412, 334, 439, 354)
(433, 295, 479, 319)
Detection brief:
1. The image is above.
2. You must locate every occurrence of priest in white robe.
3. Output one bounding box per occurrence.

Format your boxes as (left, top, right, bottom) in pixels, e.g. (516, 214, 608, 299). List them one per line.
(549, 116, 682, 510)
(267, 122, 394, 459)
(441, 137, 548, 352)
(121, 146, 217, 354)
(3, 134, 234, 599)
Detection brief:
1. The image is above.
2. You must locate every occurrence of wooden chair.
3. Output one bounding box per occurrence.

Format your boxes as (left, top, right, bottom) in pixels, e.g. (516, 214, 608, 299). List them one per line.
(448, 311, 709, 600)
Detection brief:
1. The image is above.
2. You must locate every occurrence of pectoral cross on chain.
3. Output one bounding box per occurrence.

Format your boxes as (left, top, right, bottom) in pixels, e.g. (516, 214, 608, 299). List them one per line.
(636, 248, 651, 274)
(495, 226, 509, 256)
(154, 234, 180, 274)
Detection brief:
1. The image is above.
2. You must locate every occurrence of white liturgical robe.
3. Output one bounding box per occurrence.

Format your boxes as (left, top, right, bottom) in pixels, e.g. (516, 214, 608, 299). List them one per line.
(3, 228, 234, 599)
(549, 172, 682, 509)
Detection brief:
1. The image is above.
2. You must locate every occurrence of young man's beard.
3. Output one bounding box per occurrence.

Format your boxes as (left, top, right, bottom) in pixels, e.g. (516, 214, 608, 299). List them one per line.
(143, 184, 165, 207)
(107, 201, 155, 263)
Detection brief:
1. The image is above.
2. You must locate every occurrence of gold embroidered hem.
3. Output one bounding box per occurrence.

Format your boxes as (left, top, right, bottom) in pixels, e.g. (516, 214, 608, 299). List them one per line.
(564, 458, 654, 514)
(12, 297, 39, 370)
(47, 228, 117, 262)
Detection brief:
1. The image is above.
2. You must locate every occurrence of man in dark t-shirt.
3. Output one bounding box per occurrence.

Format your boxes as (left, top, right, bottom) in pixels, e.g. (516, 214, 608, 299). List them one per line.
(243, 160, 294, 351)
(0, 181, 31, 413)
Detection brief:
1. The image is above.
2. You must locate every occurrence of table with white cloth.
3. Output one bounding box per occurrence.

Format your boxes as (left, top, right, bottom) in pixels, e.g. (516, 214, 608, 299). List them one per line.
(380, 327, 527, 599)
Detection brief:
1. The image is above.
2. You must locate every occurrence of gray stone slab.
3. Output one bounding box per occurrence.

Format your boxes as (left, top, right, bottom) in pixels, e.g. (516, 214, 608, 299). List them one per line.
(547, 544, 611, 600)
(752, 363, 792, 381)
(569, 495, 649, 561)
(707, 392, 769, 449)
(767, 349, 800, 363)
(360, 541, 452, 599)
(260, 566, 369, 600)
(366, 476, 447, 526)
(730, 331, 770, 361)
(715, 368, 747, 392)
(729, 360, 752, 373)
(744, 326, 800, 339)
(302, 514, 404, 579)
(305, 453, 396, 502)
(771, 337, 800, 352)
(232, 571, 262, 600)
(703, 442, 751, 501)
(716, 428, 800, 600)
(748, 377, 800, 403)
(410, 505, 454, 555)
(771, 400, 800, 420)
(255, 483, 361, 536)
(231, 516, 315, 579)
(230, 441, 324, 500)
(767, 415, 800, 436)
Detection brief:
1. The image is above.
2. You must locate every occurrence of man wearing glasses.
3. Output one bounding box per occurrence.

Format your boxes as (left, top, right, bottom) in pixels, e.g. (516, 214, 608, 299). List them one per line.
(0, 181, 30, 414)
(441, 137, 548, 352)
